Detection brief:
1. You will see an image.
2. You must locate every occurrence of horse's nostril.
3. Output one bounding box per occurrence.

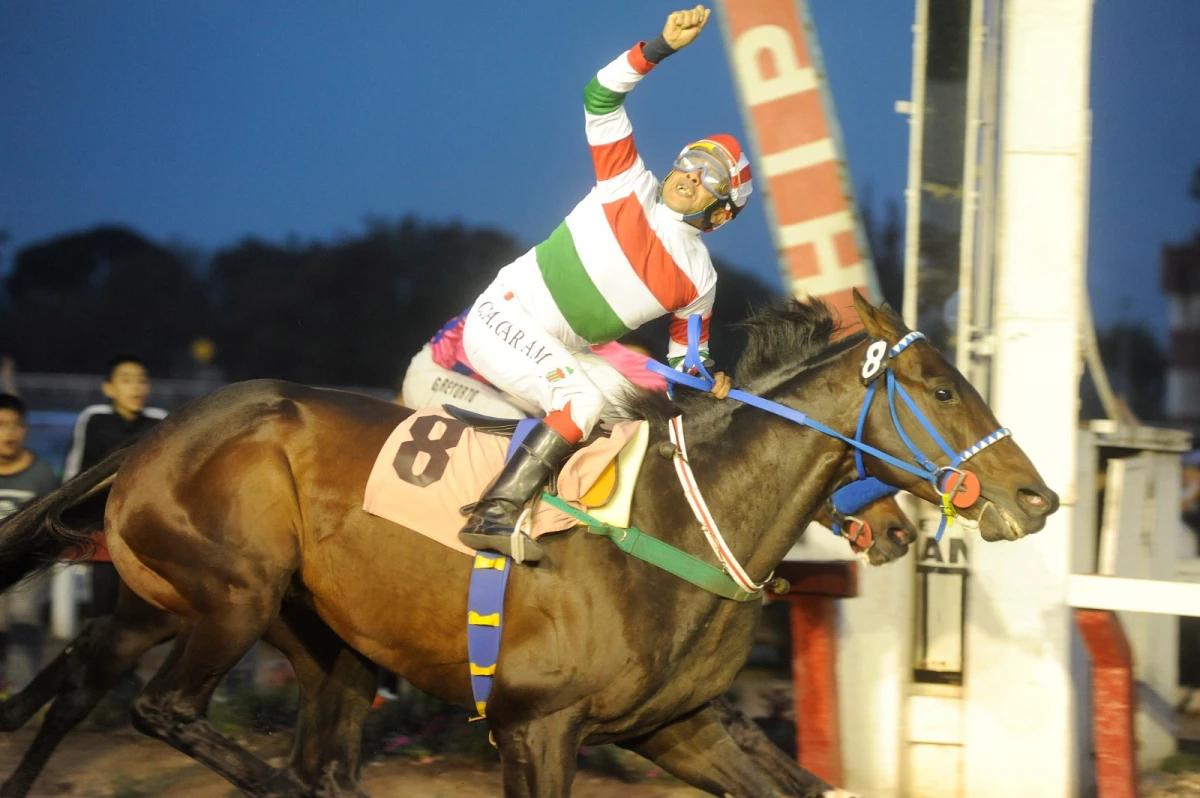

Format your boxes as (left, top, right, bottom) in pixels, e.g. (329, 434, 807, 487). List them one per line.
(888, 526, 911, 545)
(1017, 488, 1055, 516)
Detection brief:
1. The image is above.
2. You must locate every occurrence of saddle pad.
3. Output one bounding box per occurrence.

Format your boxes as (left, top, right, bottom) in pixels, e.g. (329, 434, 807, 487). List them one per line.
(363, 408, 647, 556)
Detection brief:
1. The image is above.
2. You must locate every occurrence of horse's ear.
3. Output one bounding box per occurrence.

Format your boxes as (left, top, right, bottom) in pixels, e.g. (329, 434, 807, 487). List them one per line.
(853, 289, 886, 339)
(853, 289, 909, 341)
(879, 301, 911, 335)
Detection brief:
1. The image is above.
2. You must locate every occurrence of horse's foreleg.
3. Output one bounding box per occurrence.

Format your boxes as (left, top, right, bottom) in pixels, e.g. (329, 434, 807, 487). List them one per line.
(0, 594, 176, 798)
(710, 696, 842, 797)
(264, 602, 375, 798)
(619, 704, 838, 798)
(492, 710, 583, 798)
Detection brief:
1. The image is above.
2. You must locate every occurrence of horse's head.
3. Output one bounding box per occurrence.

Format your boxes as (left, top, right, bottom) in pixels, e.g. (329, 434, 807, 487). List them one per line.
(851, 290, 1058, 541)
(816, 492, 917, 565)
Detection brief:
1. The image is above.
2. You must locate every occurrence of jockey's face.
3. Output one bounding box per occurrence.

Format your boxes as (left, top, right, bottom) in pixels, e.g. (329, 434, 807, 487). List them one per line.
(661, 168, 719, 217)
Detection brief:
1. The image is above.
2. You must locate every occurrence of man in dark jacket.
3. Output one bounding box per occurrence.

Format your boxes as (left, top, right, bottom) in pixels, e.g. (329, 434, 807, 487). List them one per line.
(63, 355, 167, 618)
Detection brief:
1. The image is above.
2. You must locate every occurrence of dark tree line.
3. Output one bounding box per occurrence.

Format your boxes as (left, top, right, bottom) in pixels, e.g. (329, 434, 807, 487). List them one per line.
(0, 218, 779, 388)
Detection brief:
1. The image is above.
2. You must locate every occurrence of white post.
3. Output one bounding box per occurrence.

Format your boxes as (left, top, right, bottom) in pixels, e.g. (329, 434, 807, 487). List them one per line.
(785, 523, 913, 797)
(50, 563, 81, 640)
(838, 547, 914, 797)
(962, 0, 1092, 796)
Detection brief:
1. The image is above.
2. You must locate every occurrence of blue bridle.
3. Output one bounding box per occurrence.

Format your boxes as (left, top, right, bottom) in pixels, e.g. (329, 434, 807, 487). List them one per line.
(645, 315, 1011, 541)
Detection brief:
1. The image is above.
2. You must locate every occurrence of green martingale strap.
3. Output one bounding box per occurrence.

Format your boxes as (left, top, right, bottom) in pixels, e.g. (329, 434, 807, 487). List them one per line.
(539, 493, 760, 603)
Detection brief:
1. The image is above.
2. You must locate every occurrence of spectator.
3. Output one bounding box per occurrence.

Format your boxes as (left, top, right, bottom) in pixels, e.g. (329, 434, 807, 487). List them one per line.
(62, 355, 166, 618)
(0, 357, 16, 397)
(0, 393, 60, 690)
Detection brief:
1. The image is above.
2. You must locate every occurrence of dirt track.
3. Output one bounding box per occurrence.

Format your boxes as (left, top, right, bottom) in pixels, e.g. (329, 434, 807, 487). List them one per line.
(3, 710, 1199, 796)
(0, 726, 705, 797)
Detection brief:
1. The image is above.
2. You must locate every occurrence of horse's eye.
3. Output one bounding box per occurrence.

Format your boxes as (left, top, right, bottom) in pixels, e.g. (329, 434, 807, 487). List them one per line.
(935, 388, 954, 402)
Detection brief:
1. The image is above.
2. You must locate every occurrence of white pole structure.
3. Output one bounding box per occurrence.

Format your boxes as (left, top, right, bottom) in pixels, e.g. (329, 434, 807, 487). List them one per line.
(900, 0, 929, 329)
(50, 563, 80, 640)
(962, 1, 1092, 796)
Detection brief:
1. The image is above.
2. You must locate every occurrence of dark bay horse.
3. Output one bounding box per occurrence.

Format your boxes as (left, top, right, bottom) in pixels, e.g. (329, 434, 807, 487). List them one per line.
(0, 293, 1055, 797)
(0, 486, 915, 797)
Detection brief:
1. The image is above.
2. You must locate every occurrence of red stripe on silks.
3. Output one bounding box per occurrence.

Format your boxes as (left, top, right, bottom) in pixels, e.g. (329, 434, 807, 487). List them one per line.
(626, 42, 654, 75)
(670, 314, 710, 345)
(544, 404, 583, 444)
(590, 135, 638, 181)
(603, 194, 700, 312)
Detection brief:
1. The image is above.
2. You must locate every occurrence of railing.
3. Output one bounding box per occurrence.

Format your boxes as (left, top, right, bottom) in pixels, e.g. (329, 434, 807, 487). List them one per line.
(14, 372, 393, 413)
(1071, 420, 1198, 798)
(24, 372, 394, 640)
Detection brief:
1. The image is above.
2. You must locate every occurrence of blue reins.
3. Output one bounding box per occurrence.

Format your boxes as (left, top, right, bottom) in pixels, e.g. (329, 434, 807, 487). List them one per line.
(646, 315, 1011, 541)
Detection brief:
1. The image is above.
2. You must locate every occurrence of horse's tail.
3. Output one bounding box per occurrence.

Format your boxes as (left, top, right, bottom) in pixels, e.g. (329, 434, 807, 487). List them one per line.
(0, 446, 131, 593)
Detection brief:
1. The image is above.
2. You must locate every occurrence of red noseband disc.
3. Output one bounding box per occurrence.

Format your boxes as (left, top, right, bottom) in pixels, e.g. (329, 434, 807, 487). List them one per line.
(949, 470, 982, 508)
(846, 519, 874, 552)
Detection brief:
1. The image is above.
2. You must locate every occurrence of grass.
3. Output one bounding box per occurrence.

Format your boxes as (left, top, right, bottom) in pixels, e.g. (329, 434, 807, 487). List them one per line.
(208, 685, 298, 735)
(361, 690, 496, 764)
(1159, 752, 1200, 774)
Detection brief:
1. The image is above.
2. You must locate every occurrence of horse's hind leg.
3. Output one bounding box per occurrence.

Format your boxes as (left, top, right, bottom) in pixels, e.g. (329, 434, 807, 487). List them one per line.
(129, 594, 308, 798)
(0, 590, 176, 798)
(0, 644, 69, 733)
(619, 704, 847, 798)
(264, 602, 376, 798)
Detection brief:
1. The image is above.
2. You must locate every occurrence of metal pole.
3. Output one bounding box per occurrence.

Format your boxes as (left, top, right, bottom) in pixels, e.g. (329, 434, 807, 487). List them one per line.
(970, 0, 1004, 401)
(901, 0, 930, 329)
(954, 0, 987, 372)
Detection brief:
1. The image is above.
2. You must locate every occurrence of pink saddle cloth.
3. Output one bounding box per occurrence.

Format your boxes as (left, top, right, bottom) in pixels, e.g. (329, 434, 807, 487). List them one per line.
(363, 408, 642, 556)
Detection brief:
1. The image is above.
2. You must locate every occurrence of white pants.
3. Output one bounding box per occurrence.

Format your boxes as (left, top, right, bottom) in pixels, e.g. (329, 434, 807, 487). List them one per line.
(401, 345, 539, 418)
(461, 280, 632, 438)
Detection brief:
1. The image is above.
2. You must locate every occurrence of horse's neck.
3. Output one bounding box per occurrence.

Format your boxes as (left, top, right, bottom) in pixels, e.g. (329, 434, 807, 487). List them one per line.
(637, 360, 861, 584)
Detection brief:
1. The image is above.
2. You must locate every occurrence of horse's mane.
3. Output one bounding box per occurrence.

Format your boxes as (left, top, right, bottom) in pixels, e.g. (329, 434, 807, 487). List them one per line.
(616, 297, 853, 426)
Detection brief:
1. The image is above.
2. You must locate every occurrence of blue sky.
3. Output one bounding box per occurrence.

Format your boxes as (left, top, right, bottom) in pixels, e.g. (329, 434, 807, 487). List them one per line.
(1, 1, 1196, 340)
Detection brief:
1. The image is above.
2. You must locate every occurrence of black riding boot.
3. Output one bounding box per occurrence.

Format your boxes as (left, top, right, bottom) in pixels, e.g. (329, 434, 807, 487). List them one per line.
(457, 421, 574, 563)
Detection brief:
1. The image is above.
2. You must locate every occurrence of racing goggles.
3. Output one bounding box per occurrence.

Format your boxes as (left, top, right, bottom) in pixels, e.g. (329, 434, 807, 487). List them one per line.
(673, 147, 732, 201)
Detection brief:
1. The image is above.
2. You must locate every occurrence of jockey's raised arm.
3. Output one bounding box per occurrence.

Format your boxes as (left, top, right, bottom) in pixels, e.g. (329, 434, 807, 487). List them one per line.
(583, 39, 672, 201)
(456, 5, 747, 561)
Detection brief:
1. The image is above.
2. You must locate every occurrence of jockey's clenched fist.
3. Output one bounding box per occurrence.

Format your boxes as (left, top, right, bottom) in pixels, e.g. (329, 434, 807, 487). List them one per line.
(663, 5, 710, 50)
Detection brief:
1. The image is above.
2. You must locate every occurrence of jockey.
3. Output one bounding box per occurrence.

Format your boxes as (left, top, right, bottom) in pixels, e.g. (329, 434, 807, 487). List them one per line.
(459, 5, 753, 561)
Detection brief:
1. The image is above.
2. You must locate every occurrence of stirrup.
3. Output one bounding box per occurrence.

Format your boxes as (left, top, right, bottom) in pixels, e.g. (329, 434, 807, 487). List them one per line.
(459, 530, 544, 564)
(508, 507, 540, 564)
(459, 507, 545, 564)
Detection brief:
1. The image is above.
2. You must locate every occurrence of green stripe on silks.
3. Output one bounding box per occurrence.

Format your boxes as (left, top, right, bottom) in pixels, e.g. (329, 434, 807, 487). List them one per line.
(539, 493, 760, 602)
(583, 77, 626, 115)
(535, 222, 631, 343)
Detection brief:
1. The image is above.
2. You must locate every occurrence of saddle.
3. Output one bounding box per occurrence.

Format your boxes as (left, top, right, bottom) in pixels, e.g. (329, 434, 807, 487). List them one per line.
(363, 408, 647, 555)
